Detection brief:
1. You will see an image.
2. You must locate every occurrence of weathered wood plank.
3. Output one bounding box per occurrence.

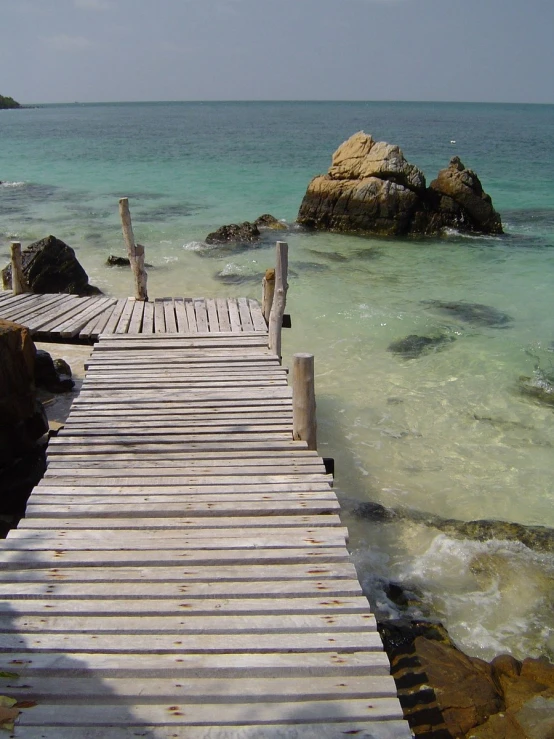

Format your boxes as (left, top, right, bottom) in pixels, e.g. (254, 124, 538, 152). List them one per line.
(127, 297, 145, 333)
(185, 297, 198, 332)
(141, 299, 154, 333)
(154, 298, 166, 332)
(216, 297, 231, 331)
(0, 630, 383, 653)
(15, 722, 411, 739)
(194, 298, 209, 332)
(163, 298, 178, 333)
(0, 561, 358, 583)
(114, 298, 135, 334)
(174, 297, 189, 332)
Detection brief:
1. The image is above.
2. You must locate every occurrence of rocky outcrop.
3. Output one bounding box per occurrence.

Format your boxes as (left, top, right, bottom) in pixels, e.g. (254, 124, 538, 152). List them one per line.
(206, 222, 260, 245)
(2, 235, 101, 295)
(297, 132, 503, 237)
(205, 215, 287, 246)
(380, 619, 554, 738)
(0, 320, 47, 532)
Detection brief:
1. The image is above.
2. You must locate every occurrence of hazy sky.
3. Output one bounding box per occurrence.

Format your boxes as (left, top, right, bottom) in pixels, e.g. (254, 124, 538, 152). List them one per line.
(2, 0, 553, 104)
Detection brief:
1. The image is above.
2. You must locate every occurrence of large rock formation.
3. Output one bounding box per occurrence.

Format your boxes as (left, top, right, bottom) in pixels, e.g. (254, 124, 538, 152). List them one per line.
(2, 235, 101, 295)
(0, 320, 47, 532)
(297, 132, 503, 237)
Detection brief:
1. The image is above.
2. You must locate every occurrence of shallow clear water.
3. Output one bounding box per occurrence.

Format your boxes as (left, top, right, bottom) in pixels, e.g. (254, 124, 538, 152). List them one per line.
(1, 101, 553, 661)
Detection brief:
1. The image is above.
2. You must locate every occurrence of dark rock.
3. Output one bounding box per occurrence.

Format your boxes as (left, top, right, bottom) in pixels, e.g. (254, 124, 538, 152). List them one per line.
(35, 350, 74, 393)
(106, 255, 131, 267)
(388, 333, 456, 359)
(518, 370, 554, 407)
(430, 157, 503, 235)
(205, 222, 260, 245)
(53, 358, 72, 377)
(348, 495, 554, 552)
(297, 132, 503, 237)
(423, 300, 513, 327)
(0, 320, 47, 527)
(254, 214, 287, 230)
(1, 235, 101, 295)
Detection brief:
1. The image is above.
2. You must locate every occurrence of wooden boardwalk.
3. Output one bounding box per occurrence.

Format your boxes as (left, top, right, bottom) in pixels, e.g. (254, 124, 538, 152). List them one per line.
(0, 331, 411, 737)
(0, 291, 266, 341)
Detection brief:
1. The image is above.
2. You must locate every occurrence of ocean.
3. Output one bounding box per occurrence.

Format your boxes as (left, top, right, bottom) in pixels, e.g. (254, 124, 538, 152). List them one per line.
(1, 100, 553, 662)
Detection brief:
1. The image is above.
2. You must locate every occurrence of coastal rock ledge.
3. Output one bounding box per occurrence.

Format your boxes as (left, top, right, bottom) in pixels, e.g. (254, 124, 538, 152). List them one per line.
(297, 132, 503, 237)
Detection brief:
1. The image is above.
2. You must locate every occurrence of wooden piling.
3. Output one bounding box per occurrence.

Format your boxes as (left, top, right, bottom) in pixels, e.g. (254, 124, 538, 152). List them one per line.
(292, 352, 317, 451)
(262, 268, 275, 325)
(10, 241, 29, 295)
(268, 241, 288, 359)
(119, 198, 148, 301)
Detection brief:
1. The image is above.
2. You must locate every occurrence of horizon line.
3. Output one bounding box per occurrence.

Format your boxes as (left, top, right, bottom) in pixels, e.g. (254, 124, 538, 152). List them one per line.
(16, 98, 554, 107)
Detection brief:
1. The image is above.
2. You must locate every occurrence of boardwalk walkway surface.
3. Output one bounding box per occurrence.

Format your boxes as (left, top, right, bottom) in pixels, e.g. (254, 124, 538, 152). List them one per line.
(0, 328, 411, 736)
(0, 290, 266, 340)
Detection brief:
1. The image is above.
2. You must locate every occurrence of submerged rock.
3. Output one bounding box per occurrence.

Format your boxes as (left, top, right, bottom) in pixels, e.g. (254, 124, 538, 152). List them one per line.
(35, 350, 74, 393)
(388, 333, 455, 359)
(205, 221, 260, 245)
(423, 300, 513, 327)
(518, 370, 554, 407)
(106, 255, 131, 267)
(1, 235, 101, 296)
(345, 495, 554, 553)
(297, 131, 503, 237)
(254, 213, 287, 230)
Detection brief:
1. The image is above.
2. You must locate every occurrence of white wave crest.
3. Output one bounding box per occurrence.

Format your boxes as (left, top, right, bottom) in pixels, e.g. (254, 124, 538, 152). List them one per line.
(182, 241, 208, 251)
(0, 181, 25, 188)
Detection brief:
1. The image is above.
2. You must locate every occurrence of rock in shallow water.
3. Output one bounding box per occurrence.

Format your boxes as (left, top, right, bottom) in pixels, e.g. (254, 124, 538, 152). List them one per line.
(297, 131, 503, 237)
(423, 300, 513, 327)
(2, 235, 101, 295)
(388, 333, 456, 358)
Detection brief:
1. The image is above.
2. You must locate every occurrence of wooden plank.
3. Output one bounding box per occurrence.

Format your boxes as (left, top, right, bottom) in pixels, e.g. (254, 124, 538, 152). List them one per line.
(141, 299, 154, 333)
(163, 298, 178, 333)
(2, 546, 350, 567)
(127, 298, 145, 333)
(185, 298, 197, 331)
(114, 298, 136, 333)
(0, 293, 67, 321)
(3, 674, 393, 700)
(228, 298, 242, 332)
(174, 297, 189, 332)
(205, 298, 219, 332)
(249, 298, 268, 331)
(194, 298, 209, 332)
(20, 513, 341, 529)
(238, 297, 254, 331)
(0, 565, 355, 588)
(24, 295, 82, 331)
(0, 630, 384, 653)
(37, 296, 99, 333)
(0, 611, 374, 634)
(0, 648, 391, 676)
(83, 301, 119, 340)
(101, 298, 128, 334)
(154, 298, 166, 332)
(216, 297, 231, 331)
(14, 722, 411, 739)
(57, 297, 116, 338)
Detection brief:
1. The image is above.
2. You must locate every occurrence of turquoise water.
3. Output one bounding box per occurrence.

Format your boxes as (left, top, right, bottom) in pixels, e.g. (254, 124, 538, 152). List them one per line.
(1, 101, 554, 661)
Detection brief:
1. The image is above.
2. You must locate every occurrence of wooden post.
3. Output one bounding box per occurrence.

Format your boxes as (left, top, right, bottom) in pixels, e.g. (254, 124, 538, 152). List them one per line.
(10, 241, 29, 295)
(261, 268, 275, 325)
(119, 197, 148, 301)
(292, 353, 317, 451)
(268, 241, 288, 359)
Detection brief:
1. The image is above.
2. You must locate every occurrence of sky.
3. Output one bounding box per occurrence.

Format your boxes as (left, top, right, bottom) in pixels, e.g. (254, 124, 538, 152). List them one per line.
(2, 0, 553, 104)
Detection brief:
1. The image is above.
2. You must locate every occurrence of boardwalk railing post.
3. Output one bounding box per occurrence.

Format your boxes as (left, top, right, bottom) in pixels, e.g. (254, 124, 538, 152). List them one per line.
(261, 268, 275, 325)
(268, 241, 288, 359)
(10, 241, 30, 295)
(292, 352, 317, 451)
(119, 197, 148, 301)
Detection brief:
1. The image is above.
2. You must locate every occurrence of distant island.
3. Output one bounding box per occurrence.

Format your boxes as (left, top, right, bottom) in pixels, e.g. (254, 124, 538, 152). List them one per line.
(0, 94, 21, 110)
